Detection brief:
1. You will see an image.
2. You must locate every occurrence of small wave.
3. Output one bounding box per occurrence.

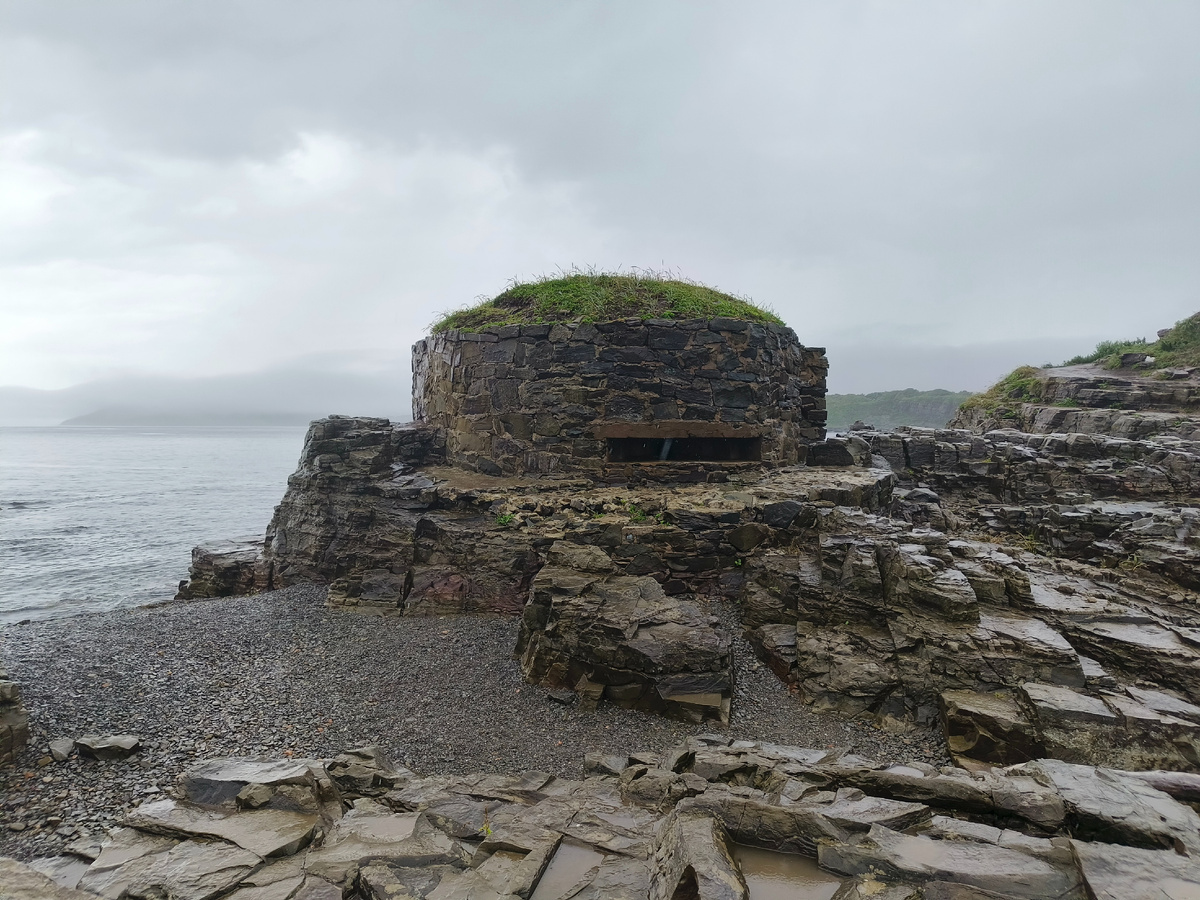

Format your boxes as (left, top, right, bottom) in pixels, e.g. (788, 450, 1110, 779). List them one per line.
(0, 594, 124, 626)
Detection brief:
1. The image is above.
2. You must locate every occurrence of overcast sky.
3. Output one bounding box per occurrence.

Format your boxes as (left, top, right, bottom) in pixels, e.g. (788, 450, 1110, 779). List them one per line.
(2, 1, 1198, 397)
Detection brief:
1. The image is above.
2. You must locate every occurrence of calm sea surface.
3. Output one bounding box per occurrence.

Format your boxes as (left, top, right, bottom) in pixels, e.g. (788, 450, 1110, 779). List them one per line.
(0, 426, 307, 624)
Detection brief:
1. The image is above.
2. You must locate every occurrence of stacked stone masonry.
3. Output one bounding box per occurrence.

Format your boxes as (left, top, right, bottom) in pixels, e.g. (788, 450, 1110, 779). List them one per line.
(412, 318, 828, 479)
(0, 662, 29, 766)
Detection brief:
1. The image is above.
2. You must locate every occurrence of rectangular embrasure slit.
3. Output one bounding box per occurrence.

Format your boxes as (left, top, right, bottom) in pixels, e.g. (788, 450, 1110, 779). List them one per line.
(606, 436, 762, 463)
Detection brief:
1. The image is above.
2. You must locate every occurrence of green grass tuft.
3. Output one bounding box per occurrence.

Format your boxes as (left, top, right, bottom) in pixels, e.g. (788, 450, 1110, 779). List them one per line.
(1062, 338, 1152, 367)
(957, 365, 1045, 421)
(1058, 311, 1200, 371)
(430, 269, 784, 333)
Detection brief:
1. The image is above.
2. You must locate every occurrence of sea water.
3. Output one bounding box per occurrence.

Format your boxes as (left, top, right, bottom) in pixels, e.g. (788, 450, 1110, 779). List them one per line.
(0, 426, 307, 624)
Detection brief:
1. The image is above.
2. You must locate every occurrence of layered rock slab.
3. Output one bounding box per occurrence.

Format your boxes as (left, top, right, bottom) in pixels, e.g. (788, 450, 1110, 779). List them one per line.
(516, 543, 732, 722)
(23, 739, 1200, 899)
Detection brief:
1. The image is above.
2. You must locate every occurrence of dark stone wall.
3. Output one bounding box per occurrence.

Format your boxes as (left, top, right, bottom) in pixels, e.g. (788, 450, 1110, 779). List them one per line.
(412, 318, 827, 478)
(1, 663, 29, 766)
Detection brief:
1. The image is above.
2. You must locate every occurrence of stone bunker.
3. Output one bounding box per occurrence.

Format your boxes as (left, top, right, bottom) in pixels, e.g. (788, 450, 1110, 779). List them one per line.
(178, 291, 1200, 776)
(412, 317, 828, 481)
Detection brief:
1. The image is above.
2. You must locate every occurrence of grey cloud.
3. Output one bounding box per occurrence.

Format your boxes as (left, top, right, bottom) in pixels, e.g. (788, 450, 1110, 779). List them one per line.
(0, 1, 1196, 398)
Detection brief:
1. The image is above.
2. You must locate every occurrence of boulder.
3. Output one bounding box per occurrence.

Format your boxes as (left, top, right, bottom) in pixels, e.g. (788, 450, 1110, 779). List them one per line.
(175, 537, 263, 600)
(939, 690, 1044, 765)
(48, 738, 75, 762)
(75, 734, 141, 760)
(517, 551, 733, 723)
(326, 745, 411, 798)
(179, 757, 321, 808)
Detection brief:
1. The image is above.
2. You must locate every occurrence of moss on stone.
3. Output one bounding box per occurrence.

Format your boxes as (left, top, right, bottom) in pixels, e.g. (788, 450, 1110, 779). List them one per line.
(431, 272, 784, 333)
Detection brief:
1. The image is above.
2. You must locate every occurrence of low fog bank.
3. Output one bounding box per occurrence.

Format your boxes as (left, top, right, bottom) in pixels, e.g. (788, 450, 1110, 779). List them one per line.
(0, 358, 413, 427)
(824, 338, 1084, 394)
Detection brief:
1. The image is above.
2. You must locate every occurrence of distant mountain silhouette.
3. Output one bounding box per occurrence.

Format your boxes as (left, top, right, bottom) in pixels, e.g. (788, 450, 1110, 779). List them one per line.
(0, 355, 412, 426)
(59, 408, 317, 426)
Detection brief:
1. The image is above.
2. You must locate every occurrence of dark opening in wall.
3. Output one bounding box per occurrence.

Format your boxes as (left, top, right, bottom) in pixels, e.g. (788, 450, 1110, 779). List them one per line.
(606, 436, 763, 463)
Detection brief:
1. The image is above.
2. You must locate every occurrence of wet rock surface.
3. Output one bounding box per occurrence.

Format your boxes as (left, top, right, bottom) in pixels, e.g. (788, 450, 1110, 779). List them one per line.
(517, 543, 734, 723)
(10, 328, 1200, 895)
(0, 585, 946, 862)
(6, 738, 1200, 899)
(173, 537, 264, 601)
(169, 397, 1200, 777)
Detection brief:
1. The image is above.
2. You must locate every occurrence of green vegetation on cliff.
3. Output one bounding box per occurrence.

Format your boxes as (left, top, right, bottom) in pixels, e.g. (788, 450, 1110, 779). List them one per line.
(827, 389, 973, 431)
(954, 311, 1200, 424)
(955, 366, 1045, 423)
(432, 271, 784, 332)
(1060, 311, 1200, 370)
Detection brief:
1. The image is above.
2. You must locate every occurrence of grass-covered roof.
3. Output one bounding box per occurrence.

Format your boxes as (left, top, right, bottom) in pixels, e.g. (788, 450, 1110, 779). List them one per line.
(431, 271, 784, 333)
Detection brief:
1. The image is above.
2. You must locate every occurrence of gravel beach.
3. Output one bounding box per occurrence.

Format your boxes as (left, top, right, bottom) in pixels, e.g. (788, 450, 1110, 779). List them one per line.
(0, 584, 948, 860)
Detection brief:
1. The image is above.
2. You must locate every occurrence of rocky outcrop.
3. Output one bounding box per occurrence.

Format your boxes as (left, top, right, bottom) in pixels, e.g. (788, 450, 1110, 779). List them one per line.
(516, 542, 733, 723)
(173, 537, 262, 600)
(170, 409, 1200, 772)
(950, 363, 1200, 440)
(179, 416, 895, 611)
(172, 315, 1200, 778)
(13, 741, 1200, 899)
(0, 662, 29, 767)
(847, 425, 1200, 582)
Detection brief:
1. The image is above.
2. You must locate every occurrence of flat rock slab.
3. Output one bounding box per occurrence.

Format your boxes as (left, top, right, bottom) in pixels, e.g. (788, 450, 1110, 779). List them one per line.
(120, 840, 261, 900)
(1125, 686, 1200, 724)
(125, 799, 318, 858)
(818, 824, 1080, 899)
(1025, 759, 1200, 854)
(817, 794, 931, 833)
(1022, 683, 1118, 728)
(26, 855, 92, 891)
(78, 828, 181, 898)
(301, 807, 422, 885)
(1071, 840, 1200, 900)
(0, 857, 101, 900)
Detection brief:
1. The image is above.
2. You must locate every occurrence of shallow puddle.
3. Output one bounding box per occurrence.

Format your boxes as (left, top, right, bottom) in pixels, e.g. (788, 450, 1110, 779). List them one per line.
(528, 840, 607, 900)
(733, 844, 845, 900)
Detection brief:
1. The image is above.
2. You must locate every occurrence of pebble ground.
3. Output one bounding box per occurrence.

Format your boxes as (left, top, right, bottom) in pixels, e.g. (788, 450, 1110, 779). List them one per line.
(0, 584, 947, 860)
